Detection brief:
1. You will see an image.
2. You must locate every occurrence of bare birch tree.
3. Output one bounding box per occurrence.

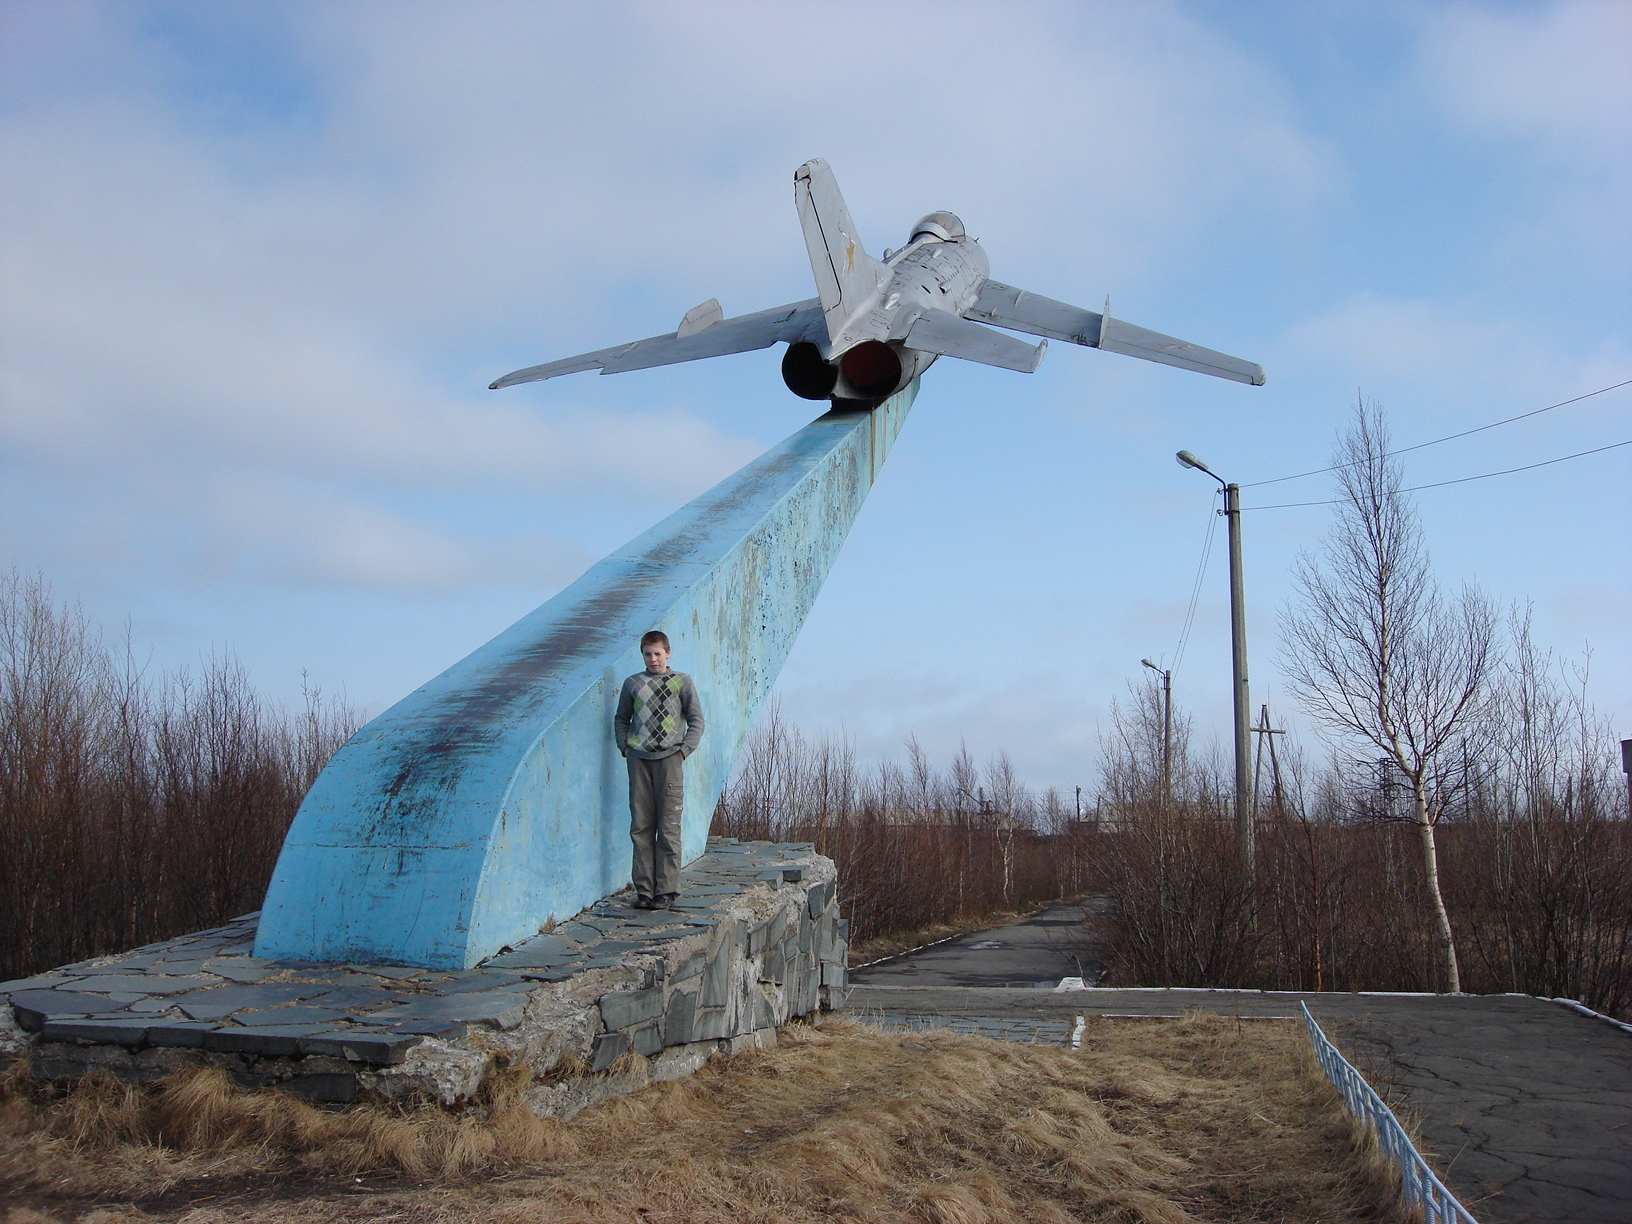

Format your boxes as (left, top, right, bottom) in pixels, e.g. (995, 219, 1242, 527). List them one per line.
(1279, 402, 1497, 992)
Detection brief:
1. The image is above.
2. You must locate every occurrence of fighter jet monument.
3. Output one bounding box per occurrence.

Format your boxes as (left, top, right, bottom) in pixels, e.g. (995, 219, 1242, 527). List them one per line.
(254, 160, 1261, 969)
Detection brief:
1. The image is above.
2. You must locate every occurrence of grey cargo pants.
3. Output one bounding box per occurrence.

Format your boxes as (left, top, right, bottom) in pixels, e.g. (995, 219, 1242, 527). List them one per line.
(627, 752, 684, 899)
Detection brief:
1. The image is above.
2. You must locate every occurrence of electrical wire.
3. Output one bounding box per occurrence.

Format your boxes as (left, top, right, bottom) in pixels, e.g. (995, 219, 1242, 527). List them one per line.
(1171, 488, 1220, 673)
(1242, 378, 1632, 489)
(1245, 437, 1632, 510)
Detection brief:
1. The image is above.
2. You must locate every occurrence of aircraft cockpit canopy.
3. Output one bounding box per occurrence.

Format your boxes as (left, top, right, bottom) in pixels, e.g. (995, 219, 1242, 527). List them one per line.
(910, 211, 965, 243)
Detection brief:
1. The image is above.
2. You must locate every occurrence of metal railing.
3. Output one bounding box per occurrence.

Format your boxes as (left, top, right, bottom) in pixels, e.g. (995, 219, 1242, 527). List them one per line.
(1299, 1001, 1480, 1224)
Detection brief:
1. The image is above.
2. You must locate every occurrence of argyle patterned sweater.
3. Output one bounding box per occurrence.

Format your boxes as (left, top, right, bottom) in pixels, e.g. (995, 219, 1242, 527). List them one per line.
(615, 669, 704, 760)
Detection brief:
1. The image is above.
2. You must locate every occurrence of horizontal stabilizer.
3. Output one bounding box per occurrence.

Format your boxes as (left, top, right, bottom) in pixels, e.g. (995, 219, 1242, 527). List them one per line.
(903, 308, 1047, 373)
(968, 280, 1264, 386)
(491, 299, 823, 389)
(1098, 315, 1265, 386)
(967, 280, 1102, 346)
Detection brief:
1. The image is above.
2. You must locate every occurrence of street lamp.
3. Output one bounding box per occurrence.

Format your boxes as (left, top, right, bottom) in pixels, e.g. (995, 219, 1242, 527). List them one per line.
(1176, 449, 1254, 870)
(1140, 658, 1172, 808)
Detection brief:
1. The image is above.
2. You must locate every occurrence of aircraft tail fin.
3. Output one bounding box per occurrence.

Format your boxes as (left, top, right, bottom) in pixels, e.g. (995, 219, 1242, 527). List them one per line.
(795, 159, 884, 346)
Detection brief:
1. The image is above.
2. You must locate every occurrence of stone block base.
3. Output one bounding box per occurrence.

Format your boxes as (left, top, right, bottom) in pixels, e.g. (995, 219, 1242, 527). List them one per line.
(1, 839, 847, 1116)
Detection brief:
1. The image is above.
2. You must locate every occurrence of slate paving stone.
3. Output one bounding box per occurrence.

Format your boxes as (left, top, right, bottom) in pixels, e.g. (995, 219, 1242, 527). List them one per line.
(151, 960, 211, 975)
(171, 983, 315, 1010)
(0, 975, 80, 993)
(388, 1019, 468, 1037)
(178, 1001, 247, 1021)
(621, 911, 691, 928)
(489, 948, 581, 970)
(428, 972, 525, 995)
(233, 1005, 350, 1026)
(303, 986, 409, 1011)
(344, 964, 423, 980)
(41, 1018, 154, 1045)
(69, 974, 217, 996)
(144, 1022, 217, 1048)
(9, 991, 130, 1029)
(370, 992, 528, 1025)
(204, 1025, 325, 1057)
(509, 967, 583, 983)
(495, 934, 578, 960)
(124, 998, 181, 1014)
(107, 954, 163, 970)
(203, 961, 278, 983)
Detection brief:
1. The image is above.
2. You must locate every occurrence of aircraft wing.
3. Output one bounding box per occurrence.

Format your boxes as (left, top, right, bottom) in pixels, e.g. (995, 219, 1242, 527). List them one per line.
(967, 280, 1265, 386)
(897, 307, 1047, 373)
(490, 298, 824, 389)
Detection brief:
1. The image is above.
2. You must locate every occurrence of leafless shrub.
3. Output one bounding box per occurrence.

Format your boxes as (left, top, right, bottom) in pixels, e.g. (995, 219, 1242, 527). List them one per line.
(0, 572, 358, 980)
(1084, 633, 1628, 1014)
(713, 706, 1069, 944)
(1449, 611, 1632, 1016)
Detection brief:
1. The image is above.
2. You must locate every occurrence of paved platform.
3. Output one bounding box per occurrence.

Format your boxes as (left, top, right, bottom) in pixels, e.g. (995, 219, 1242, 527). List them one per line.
(1, 840, 847, 1113)
(847, 898, 1631, 1224)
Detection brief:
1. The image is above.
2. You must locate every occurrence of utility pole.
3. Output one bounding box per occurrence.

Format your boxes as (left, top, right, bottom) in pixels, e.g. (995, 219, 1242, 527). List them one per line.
(1141, 658, 1172, 808)
(1251, 703, 1287, 819)
(1177, 451, 1254, 870)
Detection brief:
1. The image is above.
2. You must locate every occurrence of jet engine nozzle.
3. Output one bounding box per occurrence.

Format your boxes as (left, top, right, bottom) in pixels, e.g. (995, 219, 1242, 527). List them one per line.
(840, 340, 904, 399)
(781, 341, 838, 400)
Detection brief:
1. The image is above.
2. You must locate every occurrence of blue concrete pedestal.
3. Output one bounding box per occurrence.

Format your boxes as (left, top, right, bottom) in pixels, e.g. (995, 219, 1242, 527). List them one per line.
(254, 385, 916, 968)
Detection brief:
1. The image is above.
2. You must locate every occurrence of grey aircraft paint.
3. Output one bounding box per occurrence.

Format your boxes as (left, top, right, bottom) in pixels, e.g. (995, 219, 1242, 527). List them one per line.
(490, 158, 1265, 403)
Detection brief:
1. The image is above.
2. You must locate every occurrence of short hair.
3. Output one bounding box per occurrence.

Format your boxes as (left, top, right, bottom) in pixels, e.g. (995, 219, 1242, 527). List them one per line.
(640, 630, 670, 651)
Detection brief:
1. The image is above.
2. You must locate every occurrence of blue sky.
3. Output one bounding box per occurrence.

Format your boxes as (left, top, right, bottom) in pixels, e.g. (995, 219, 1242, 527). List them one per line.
(3, 0, 1627, 793)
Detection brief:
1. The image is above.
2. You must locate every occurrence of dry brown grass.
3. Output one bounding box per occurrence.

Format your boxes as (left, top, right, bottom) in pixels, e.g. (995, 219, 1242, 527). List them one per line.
(1, 1013, 1407, 1224)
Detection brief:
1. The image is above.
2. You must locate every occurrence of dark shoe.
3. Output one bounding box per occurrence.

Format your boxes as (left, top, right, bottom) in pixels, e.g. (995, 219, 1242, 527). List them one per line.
(632, 895, 657, 910)
(654, 893, 676, 910)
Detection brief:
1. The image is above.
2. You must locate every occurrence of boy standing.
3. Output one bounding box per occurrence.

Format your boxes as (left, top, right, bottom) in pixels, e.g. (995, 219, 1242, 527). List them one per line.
(614, 630, 704, 910)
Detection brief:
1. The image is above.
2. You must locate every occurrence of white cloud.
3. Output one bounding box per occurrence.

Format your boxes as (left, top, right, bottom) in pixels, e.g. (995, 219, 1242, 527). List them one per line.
(1413, 1, 1632, 281)
(1417, 1, 1631, 160)
(0, 0, 1333, 604)
(1278, 292, 1630, 413)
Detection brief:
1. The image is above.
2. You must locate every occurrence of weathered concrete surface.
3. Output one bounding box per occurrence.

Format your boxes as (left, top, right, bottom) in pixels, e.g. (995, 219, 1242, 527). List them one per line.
(849, 983, 1632, 1224)
(256, 386, 916, 969)
(850, 902, 1094, 987)
(4, 840, 847, 1118)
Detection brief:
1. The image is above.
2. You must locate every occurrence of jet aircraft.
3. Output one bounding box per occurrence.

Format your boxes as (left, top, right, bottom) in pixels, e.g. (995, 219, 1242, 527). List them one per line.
(491, 159, 1264, 404)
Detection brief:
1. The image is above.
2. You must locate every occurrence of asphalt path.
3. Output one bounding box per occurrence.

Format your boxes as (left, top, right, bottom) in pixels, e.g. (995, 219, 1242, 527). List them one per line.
(846, 910, 1632, 1224)
(849, 902, 1101, 988)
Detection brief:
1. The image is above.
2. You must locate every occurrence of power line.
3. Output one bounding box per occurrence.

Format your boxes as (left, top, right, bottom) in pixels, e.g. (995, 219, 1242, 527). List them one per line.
(1246, 437, 1632, 510)
(1172, 488, 1220, 673)
(1243, 379, 1632, 489)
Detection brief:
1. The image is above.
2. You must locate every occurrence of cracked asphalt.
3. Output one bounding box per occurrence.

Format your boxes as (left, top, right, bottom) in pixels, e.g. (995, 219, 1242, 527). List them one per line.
(850, 911, 1632, 1223)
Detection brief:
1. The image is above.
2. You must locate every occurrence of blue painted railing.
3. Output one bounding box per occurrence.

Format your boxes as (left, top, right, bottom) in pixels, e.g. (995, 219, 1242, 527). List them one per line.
(1299, 1001, 1480, 1224)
